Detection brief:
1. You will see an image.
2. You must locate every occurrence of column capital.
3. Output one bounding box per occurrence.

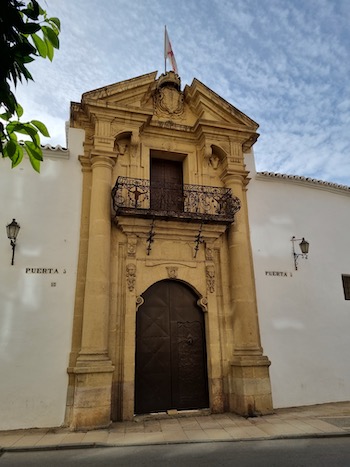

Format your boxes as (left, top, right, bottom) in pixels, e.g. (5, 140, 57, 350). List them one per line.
(220, 168, 250, 188)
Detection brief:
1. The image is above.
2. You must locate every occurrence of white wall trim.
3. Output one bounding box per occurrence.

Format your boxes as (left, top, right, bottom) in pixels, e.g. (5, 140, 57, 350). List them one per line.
(256, 171, 350, 197)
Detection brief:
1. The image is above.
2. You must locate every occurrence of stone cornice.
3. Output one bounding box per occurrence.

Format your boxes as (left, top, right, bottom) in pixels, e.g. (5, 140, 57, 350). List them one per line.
(256, 171, 350, 196)
(81, 71, 158, 100)
(81, 101, 153, 123)
(193, 119, 259, 150)
(115, 217, 227, 242)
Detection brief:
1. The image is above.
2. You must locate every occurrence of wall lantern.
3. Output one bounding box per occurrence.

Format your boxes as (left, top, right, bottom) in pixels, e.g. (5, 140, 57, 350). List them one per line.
(291, 236, 309, 271)
(6, 219, 20, 265)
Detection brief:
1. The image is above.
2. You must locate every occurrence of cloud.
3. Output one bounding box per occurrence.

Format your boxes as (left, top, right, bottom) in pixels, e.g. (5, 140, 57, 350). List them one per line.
(13, 0, 350, 186)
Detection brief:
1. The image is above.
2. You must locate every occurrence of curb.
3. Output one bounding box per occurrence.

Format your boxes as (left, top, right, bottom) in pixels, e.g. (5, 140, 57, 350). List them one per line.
(1, 431, 350, 453)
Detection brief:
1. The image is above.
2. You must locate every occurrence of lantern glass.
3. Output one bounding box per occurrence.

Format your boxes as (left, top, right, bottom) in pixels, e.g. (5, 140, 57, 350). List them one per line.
(299, 238, 309, 255)
(6, 219, 20, 241)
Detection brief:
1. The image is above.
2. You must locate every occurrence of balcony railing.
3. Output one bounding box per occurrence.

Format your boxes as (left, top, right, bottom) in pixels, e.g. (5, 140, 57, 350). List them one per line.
(112, 176, 241, 224)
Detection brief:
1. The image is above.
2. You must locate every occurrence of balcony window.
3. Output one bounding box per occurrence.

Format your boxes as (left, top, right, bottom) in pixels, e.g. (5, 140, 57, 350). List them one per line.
(150, 158, 184, 212)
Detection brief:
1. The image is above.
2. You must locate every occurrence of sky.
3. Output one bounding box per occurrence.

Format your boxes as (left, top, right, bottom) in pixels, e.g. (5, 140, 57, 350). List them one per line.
(15, 0, 350, 185)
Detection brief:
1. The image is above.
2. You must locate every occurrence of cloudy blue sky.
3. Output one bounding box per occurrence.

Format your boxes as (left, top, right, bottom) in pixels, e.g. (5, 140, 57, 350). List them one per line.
(16, 0, 350, 185)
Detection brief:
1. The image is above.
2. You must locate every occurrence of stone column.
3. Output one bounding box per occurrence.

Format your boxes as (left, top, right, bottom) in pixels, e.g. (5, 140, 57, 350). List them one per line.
(70, 154, 115, 430)
(222, 170, 273, 416)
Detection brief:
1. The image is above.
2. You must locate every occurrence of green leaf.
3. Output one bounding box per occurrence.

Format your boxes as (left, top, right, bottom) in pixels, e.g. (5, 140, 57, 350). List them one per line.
(5, 121, 20, 134)
(32, 130, 40, 146)
(25, 1, 40, 18)
(24, 140, 43, 161)
(8, 131, 18, 142)
(44, 37, 54, 61)
(14, 39, 37, 57)
(31, 120, 50, 137)
(7, 122, 40, 145)
(21, 8, 40, 21)
(22, 55, 35, 63)
(7, 122, 33, 136)
(11, 145, 24, 168)
(28, 154, 41, 172)
(21, 22, 41, 34)
(15, 103, 24, 118)
(42, 26, 59, 49)
(25, 140, 42, 172)
(31, 33, 47, 58)
(4, 140, 17, 158)
(49, 17, 61, 31)
(0, 112, 12, 121)
(14, 60, 33, 82)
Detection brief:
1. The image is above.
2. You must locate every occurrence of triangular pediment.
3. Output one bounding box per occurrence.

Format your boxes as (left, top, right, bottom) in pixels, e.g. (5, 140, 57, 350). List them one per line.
(75, 72, 259, 150)
(80, 73, 258, 130)
(184, 79, 259, 132)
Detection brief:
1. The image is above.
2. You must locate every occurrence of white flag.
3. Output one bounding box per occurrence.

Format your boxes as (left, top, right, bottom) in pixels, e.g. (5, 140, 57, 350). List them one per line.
(164, 26, 178, 75)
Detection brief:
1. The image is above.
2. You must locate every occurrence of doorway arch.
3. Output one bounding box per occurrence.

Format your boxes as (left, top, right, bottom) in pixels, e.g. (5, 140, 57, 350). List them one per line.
(135, 280, 209, 414)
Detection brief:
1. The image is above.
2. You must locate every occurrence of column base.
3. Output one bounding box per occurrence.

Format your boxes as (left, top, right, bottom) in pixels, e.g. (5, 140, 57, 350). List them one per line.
(229, 354, 273, 416)
(68, 360, 115, 430)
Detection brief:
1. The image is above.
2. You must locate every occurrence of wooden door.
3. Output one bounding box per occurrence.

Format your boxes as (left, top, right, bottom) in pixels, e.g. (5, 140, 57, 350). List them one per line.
(135, 280, 209, 414)
(150, 159, 183, 212)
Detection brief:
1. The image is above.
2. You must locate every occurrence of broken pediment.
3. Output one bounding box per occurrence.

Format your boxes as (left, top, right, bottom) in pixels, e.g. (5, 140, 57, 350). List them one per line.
(71, 71, 259, 153)
(78, 72, 257, 130)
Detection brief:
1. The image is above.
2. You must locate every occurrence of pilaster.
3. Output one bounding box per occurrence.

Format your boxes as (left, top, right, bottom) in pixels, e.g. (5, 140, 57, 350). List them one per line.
(222, 169, 273, 416)
(69, 153, 116, 430)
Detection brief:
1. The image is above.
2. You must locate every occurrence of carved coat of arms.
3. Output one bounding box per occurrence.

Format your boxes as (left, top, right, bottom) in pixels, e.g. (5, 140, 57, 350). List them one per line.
(155, 87, 184, 117)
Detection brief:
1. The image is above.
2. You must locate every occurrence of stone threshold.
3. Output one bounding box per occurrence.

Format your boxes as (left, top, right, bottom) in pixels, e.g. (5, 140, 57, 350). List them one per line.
(133, 408, 211, 422)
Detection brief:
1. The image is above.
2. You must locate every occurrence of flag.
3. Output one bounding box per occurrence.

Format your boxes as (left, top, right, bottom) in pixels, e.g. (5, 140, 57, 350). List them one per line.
(164, 26, 178, 75)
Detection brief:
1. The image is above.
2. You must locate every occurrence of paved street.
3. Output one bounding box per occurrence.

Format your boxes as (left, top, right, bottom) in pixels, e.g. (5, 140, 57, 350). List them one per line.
(1, 402, 350, 451)
(1, 401, 350, 466)
(1, 438, 350, 466)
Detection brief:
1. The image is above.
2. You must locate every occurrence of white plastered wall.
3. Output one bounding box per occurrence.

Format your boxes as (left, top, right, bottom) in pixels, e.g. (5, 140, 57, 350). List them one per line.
(0, 128, 84, 430)
(245, 153, 350, 408)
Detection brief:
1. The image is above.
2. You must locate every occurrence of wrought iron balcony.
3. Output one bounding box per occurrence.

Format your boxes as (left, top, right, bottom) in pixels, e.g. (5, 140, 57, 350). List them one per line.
(112, 176, 241, 224)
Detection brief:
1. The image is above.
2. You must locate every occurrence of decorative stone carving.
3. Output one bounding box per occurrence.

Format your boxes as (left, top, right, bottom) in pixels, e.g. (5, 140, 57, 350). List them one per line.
(166, 266, 178, 279)
(209, 154, 220, 170)
(205, 246, 214, 261)
(197, 297, 208, 312)
(127, 238, 137, 258)
(136, 295, 144, 311)
(126, 263, 136, 291)
(206, 265, 215, 293)
(202, 144, 212, 164)
(154, 87, 184, 117)
(130, 133, 139, 158)
(115, 141, 128, 156)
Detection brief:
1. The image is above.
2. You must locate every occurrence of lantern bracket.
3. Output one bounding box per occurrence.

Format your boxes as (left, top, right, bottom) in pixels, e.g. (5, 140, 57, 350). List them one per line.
(291, 236, 309, 271)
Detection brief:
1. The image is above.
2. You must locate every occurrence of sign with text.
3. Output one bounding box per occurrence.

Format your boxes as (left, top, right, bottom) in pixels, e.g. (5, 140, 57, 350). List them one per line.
(25, 268, 66, 274)
(265, 271, 292, 277)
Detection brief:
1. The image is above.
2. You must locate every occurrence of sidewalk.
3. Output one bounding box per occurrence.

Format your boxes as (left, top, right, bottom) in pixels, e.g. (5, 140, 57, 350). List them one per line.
(1, 402, 350, 452)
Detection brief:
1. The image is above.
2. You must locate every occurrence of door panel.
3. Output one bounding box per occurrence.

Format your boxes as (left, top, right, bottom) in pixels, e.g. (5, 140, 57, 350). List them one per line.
(150, 159, 183, 212)
(174, 321, 208, 408)
(135, 282, 172, 413)
(135, 280, 209, 414)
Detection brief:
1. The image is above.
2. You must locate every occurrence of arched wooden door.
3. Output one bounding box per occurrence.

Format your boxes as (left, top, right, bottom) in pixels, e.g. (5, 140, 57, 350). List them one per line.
(135, 280, 209, 414)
